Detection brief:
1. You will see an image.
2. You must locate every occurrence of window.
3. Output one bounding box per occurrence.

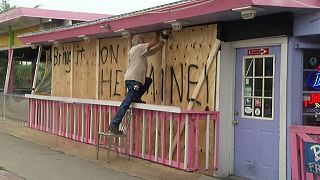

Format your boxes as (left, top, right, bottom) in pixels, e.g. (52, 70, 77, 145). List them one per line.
(302, 50, 320, 126)
(242, 56, 274, 119)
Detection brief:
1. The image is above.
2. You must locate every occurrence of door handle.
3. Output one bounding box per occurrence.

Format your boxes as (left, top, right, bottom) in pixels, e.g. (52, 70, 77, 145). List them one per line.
(233, 120, 240, 126)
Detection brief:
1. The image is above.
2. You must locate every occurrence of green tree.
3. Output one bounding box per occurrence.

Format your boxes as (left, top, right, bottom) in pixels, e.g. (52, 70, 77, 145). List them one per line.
(0, 0, 15, 13)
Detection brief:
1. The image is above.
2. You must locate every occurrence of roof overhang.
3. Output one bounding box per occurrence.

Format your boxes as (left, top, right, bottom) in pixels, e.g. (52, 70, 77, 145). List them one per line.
(19, 0, 320, 45)
(0, 7, 110, 34)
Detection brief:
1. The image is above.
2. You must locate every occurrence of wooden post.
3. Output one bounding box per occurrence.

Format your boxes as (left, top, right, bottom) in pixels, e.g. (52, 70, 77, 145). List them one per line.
(95, 40, 100, 99)
(32, 46, 42, 94)
(161, 31, 167, 105)
(70, 44, 74, 98)
(4, 49, 14, 94)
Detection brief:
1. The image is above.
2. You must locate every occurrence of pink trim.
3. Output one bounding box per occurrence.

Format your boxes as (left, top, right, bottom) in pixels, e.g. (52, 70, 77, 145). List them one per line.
(290, 125, 320, 180)
(20, 0, 254, 43)
(215, 113, 220, 170)
(86, 104, 90, 143)
(299, 137, 306, 180)
(161, 112, 166, 164)
(176, 114, 181, 165)
(64, 103, 67, 137)
(21, 0, 320, 44)
(70, 104, 74, 139)
(27, 99, 30, 127)
(0, 7, 109, 24)
(26, 98, 220, 173)
(43, 100, 46, 131)
(94, 105, 98, 145)
(148, 110, 152, 160)
(102, 106, 107, 144)
(49, 101, 53, 133)
(36, 100, 40, 130)
(77, 104, 80, 141)
(195, 114, 199, 170)
(188, 118, 195, 169)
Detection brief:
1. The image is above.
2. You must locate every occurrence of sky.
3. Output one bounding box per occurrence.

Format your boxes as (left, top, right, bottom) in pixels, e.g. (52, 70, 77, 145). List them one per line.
(10, 0, 179, 15)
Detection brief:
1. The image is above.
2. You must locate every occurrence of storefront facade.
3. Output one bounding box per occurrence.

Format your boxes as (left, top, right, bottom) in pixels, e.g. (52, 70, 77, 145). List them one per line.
(18, 1, 320, 179)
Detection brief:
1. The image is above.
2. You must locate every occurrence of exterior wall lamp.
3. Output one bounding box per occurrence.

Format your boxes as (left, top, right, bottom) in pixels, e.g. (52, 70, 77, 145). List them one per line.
(232, 6, 264, 20)
(114, 29, 131, 38)
(164, 20, 187, 31)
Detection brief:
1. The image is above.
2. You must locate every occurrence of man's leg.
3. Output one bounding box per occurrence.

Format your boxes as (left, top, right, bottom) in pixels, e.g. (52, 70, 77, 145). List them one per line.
(109, 81, 137, 131)
(134, 77, 152, 102)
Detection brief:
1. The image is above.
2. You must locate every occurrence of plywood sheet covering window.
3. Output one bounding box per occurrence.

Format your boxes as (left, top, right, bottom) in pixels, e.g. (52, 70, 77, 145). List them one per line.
(143, 32, 163, 105)
(165, 24, 217, 110)
(51, 24, 218, 111)
(99, 37, 129, 101)
(72, 40, 98, 99)
(51, 43, 73, 97)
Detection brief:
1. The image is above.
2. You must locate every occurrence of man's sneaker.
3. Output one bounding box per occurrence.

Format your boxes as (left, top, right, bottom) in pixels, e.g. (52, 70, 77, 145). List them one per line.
(133, 99, 146, 104)
(108, 126, 123, 135)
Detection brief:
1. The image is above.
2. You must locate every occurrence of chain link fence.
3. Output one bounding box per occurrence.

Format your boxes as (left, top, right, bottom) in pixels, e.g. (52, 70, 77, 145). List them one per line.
(0, 93, 28, 126)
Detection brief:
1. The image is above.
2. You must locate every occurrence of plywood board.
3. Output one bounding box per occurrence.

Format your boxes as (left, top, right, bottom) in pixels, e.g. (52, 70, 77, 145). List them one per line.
(99, 37, 129, 101)
(142, 32, 163, 105)
(51, 43, 73, 97)
(165, 24, 217, 110)
(72, 40, 98, 99)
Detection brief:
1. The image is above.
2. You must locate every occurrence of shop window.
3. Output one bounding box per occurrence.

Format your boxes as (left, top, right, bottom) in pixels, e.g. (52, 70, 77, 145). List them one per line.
(302, 50, 320, 126)
(242, 56, 274, 119)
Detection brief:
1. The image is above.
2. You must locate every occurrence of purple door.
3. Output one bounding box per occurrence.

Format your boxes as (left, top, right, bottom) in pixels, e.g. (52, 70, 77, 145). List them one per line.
(234, 46, 280, 179)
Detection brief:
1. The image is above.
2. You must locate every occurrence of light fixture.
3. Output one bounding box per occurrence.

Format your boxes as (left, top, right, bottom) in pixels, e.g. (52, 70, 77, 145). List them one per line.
(31, 45, 37, 49)
(114, 29, 131, 38)
(83, 36, 91, 42)
(232, 6, 264, 20)
(164, 20, 188, 31)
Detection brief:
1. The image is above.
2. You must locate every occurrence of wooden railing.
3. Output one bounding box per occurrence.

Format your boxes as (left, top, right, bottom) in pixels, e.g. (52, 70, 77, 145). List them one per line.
(290, 125, 320, 180)
(26, 94, 219, 173)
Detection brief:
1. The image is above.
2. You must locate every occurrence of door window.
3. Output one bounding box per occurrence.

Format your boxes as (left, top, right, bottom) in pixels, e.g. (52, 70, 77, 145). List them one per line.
(242, 56, 274, 120)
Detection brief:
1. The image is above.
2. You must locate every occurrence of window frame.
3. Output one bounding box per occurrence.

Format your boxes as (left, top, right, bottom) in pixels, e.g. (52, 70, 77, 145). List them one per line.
(241, 55, 275, 120)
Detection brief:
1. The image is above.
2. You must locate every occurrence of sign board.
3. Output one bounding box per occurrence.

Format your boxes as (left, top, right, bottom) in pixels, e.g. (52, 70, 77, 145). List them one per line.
(248, 48, 269, 55)
(304, 142, 320, 175)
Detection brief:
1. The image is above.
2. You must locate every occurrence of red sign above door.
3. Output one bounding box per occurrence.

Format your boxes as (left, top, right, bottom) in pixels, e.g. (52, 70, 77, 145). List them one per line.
(248, 48, 269, 55)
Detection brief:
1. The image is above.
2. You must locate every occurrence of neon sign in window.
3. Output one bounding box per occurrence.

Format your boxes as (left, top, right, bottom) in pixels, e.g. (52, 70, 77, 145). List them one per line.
(307, 65, 320, 90)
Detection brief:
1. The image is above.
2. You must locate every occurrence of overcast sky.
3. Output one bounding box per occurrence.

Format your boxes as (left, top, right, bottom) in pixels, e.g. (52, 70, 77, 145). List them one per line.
(10, 0, 178, 15)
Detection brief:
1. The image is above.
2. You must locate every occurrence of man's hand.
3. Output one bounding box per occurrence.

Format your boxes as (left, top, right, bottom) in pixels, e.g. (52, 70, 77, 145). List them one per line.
(160, 40, 165, 46)
(156, 31, 169, 40)
(160, 32, 169, 40)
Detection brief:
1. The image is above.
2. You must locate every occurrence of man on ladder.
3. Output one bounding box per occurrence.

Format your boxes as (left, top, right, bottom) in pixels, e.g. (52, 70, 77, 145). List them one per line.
(108, 31, 169, 135)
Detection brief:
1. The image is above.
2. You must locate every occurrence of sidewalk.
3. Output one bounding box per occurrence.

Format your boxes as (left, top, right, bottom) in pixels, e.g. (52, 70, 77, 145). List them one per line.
(0, 119, 219, 180)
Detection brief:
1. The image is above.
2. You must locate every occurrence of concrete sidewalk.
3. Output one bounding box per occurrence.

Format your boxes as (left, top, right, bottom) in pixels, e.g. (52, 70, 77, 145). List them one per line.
(0, 132, 137, 180)
(0, 119, 219, 180)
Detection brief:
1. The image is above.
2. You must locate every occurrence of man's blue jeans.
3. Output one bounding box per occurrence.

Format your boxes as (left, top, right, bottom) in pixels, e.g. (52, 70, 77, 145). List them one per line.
(110, 77, 152, 128)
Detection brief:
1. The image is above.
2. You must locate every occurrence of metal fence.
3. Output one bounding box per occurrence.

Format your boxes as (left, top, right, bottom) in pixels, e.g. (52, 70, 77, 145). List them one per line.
(0, 93, 28, 125)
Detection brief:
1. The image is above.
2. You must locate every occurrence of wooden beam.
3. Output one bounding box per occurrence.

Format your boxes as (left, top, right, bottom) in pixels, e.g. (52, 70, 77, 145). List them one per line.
(70, 43, 74, 98)
(95, 40, 100, 99)
(170, 39, 221, 156)
(32, 46, 42, 94)
(187, 39, 221, 109)
(161, 32, 168, 105)
(4, 49, 14, 94)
